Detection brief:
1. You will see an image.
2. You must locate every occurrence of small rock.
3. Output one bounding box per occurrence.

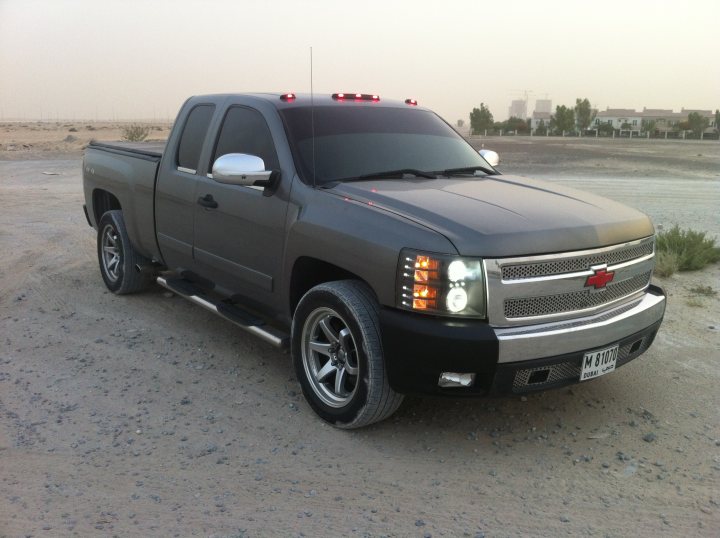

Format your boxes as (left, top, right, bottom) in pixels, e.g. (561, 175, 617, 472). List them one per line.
(415, 519, 426, 527)
(643, 432, 657, 443)
(560, 516, 570, 523)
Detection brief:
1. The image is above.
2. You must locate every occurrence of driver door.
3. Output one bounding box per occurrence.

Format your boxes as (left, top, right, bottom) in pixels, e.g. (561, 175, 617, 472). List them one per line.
(192, 106, 289, 304)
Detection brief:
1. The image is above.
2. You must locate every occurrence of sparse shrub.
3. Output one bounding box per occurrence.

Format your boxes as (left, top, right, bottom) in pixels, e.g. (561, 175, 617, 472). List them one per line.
(689, 285, 717, 297)
(121, 124, 151, 142)
(686, 298, 704, 308)
(68, 127, 78, 132)
(655, 226, 720, 274)
(654, 250, 679, 278)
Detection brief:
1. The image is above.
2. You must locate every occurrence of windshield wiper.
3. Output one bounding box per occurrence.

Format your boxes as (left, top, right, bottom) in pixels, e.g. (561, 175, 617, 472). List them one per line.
(435, 165, 495, 176)
(327, 168, 438, 186)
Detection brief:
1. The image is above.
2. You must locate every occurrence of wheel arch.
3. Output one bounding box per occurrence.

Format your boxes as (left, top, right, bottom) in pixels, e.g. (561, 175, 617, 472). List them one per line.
(289, 257, 377, 317)
(92, 189, 122, 225)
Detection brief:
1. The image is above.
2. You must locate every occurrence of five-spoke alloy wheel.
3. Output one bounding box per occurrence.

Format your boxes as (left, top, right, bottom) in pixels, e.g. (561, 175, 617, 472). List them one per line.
(96, 210, 151, 294)
(100, 223, 122, 283)
(301, 307, 360, 408)
(292, 280, 403, 428)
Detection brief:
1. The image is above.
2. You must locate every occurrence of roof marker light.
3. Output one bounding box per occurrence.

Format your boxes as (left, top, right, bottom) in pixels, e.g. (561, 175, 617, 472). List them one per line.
(280, 93, 296, 101)
(332, 93, 380, 102)
(405, 98, 418, 106)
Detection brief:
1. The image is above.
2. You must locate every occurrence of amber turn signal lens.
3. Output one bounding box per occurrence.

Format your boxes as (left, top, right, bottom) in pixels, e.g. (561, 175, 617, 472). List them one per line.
(412, 298, 437, 310)
(414, 256, 439, 270)
(413, 284, 437, 299)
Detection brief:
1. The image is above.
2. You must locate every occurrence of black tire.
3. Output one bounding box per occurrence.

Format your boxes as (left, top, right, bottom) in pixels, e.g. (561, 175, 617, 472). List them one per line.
(291, 280, 403, 428)
(96, 210, 151, 294)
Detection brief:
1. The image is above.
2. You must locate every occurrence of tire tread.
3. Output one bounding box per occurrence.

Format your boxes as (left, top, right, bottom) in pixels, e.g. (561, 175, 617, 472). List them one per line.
(293, 280, 403, 429)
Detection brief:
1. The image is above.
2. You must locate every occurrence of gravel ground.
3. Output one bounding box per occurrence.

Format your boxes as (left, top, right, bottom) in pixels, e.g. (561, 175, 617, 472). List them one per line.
(1, 136, 719, 536)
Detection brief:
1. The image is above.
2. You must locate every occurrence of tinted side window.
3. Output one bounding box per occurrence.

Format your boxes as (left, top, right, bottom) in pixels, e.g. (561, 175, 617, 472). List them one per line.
(177, 104, 215, 172)
(211, 107, 279, 171)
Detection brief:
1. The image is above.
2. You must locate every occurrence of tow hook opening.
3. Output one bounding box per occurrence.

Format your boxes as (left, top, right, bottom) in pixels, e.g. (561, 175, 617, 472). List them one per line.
(528, 369, 550, 385)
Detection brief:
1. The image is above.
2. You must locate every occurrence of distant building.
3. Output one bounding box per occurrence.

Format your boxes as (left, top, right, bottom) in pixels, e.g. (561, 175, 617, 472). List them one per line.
(593, 107, 716, 134)
(530, 111, 551, 131)
(593, 108, 643, 131)
(508, 99, 527, 119)
(534, 99, 552, 114)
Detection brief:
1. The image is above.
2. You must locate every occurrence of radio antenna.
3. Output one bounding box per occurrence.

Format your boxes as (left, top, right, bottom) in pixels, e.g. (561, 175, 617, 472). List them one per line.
(310, 46, 316, 188)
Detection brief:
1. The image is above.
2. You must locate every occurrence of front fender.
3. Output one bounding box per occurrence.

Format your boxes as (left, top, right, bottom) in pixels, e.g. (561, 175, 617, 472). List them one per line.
(281, 187, 457, 314)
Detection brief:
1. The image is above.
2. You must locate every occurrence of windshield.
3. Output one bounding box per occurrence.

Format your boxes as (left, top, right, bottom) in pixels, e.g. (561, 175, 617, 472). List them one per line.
(279, 106, 495, 185)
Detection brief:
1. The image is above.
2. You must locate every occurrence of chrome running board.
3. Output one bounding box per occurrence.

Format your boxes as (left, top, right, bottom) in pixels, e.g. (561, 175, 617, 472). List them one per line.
(156, 276, 289, 349)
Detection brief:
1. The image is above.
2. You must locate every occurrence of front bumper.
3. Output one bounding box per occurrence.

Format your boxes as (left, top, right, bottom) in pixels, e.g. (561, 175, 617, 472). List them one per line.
(379, 285, 666, 395)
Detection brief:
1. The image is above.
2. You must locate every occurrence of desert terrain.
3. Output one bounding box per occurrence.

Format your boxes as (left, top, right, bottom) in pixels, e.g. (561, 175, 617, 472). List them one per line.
(0, 124, 719, 537)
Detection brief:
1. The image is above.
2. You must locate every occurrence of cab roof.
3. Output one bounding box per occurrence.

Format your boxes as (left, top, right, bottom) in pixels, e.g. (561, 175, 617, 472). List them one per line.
(189, 92, 427, 111)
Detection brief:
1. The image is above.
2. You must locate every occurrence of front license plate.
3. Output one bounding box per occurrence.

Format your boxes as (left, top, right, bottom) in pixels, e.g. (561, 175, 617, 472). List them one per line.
(580, 344, 619, 381)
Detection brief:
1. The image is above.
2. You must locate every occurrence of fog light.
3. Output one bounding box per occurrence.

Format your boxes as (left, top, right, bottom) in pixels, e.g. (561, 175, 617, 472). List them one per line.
(438, 372, 476, 388)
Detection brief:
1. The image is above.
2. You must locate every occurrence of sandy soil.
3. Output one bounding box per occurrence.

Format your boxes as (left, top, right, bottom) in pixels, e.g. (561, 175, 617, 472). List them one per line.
(0, 128, 719, 537)
(0, 121, 171, 161)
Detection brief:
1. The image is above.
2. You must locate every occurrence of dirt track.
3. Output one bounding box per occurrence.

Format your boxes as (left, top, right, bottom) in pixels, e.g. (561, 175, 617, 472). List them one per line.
(1, 136, 719, 536)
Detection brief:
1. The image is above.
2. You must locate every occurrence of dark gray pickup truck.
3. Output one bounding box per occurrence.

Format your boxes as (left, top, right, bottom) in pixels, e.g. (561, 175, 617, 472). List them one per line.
(82, 92, 666, 428)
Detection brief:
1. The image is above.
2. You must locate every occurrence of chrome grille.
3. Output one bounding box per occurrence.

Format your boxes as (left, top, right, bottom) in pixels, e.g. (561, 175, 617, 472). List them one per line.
(504, 271, 651, 319)
(502, 238, 654, 280)
(485, 237, 657, 326)
(501, 299, 641, 336)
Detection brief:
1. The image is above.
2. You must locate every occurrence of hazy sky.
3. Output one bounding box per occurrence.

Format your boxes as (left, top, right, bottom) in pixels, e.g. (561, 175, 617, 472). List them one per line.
(1, 0, 718, 123)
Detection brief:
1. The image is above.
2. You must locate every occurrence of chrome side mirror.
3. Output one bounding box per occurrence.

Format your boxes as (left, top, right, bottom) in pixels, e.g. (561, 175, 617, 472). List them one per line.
(479, 149, 500, 167)
(211, 153, 274, 187)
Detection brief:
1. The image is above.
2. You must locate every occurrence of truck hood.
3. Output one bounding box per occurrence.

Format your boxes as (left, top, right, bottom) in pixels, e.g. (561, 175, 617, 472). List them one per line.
(329, 175, 654, 257)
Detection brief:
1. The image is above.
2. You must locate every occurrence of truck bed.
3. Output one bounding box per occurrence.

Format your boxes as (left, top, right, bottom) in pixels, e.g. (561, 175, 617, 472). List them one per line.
(88, 141, 165, 160)
(84, 140, 166, 261)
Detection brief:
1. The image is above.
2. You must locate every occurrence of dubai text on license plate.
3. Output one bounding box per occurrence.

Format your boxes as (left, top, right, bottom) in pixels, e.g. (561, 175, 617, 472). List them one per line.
(580, 344, 619, 381)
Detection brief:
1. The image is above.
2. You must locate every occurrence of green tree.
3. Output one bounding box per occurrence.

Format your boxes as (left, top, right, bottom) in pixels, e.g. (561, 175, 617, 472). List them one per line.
(504, 116, 529, 133)
(574, 98, 595, 131)
(550, 105, 575, 134)
(687, 112, 709, 137)
(642, 119, 657, 135)
(534, 119, 548, 135)
(597, 123, 614, 136)
(470, 103, 494, 134)
(715, 109, 719, 133)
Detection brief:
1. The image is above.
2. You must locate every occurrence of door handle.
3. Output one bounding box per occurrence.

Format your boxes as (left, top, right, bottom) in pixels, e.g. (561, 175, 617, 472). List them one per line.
(197, 194, 218, 209)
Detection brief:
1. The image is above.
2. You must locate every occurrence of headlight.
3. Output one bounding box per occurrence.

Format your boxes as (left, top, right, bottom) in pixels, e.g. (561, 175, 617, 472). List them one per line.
(396, 249, 486, 318)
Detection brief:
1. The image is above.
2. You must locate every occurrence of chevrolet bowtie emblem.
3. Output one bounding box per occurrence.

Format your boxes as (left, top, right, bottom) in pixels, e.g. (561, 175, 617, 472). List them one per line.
(585, 268, 615, 289)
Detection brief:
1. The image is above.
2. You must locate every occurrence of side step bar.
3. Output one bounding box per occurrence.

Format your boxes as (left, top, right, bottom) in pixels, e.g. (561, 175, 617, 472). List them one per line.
(156, 276, 289, 349)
